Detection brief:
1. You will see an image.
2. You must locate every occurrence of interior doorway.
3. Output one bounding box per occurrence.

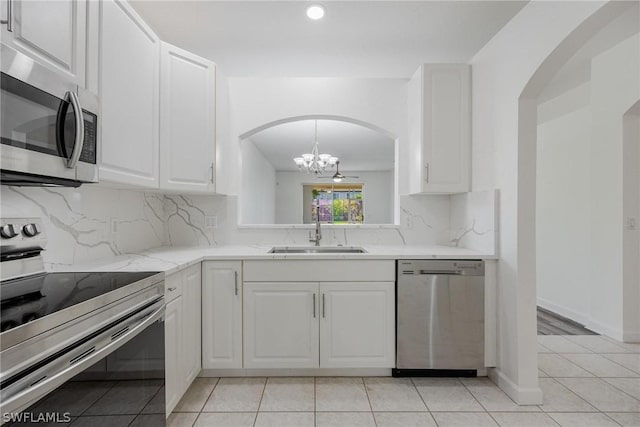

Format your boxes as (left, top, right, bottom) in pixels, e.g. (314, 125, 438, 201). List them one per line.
(533, 9, 639, 340)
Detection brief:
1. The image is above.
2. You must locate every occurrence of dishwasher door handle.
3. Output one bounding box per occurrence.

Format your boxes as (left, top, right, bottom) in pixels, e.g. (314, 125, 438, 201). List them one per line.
(413, 270, 465, 276)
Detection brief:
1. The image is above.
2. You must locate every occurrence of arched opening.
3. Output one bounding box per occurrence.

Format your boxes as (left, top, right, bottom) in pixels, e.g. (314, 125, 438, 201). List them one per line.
(518, 0, 639, 351)
(238, 116, 400, 226)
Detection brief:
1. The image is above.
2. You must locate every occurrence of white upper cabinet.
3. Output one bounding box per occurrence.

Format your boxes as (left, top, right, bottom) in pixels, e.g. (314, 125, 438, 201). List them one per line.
(160, 42, 216, 193)
(98, 0, 160, 187)
(0, 0, 87, 87)
(408, 64, 471, 194)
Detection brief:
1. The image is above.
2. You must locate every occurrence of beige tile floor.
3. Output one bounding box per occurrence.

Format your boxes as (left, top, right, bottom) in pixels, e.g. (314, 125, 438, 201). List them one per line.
(170, 335, 640, 426)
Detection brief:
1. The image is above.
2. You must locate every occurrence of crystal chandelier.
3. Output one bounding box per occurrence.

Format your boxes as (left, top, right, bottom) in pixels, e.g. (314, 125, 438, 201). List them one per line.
(293, 120, 338, 175)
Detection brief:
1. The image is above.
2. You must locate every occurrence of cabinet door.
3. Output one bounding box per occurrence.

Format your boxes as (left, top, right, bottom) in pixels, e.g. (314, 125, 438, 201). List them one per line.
(1, 0, 87, 86)
(244, 282, 319, 369)
(165, 295, 183, 414)
(160, 42, 216, 193)
(99, 0, 159, 187)
(202, 261, 242, 369)
(320, 282, 395, 368)
(421, 64, 470, 193)
(182, 264, 202, 385)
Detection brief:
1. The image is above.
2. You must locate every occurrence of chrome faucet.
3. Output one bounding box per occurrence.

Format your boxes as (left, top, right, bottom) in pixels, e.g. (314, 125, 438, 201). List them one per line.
(309, 206, 322, 246)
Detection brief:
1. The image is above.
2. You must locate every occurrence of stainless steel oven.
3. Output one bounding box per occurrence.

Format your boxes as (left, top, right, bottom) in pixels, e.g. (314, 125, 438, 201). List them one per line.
(0, 218, 166, 426)
(0, 45, 99, 187)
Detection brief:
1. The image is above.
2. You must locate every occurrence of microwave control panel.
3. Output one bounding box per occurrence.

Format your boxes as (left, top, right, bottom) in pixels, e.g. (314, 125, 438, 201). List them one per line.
(79, 111, 97, 164)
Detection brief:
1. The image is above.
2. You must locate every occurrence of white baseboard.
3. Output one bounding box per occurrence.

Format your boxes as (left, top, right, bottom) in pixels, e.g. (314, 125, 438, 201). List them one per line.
(622, 331, 640, 343)
(584, 318, 624, 341)
(537, 298, 640, 342)
(200, 368, 392, 377)
(537, 298, 589, 326)
(488, 368, 543, 405)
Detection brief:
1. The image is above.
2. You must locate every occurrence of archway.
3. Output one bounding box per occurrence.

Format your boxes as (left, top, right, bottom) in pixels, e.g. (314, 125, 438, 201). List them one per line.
(517, 0, 638, 378)
(238, 115, 400, 226)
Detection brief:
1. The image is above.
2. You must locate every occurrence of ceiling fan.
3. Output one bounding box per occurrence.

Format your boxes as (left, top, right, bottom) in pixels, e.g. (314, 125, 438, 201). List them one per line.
(317, 161, 359, 182)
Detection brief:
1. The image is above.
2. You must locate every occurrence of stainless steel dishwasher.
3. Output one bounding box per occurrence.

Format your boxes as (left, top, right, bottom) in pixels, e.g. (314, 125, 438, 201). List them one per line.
(394, 260, 485, 376)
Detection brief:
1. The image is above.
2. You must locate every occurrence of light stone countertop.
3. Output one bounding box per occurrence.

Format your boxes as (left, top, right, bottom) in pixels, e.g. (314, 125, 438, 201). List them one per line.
(54, 245, 497, 276)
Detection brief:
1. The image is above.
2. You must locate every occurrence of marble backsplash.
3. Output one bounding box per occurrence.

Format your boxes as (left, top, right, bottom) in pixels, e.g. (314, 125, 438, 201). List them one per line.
(0, 186, 166, 269)
(450, 189, 498, 255)
(0, 185, 496, 269)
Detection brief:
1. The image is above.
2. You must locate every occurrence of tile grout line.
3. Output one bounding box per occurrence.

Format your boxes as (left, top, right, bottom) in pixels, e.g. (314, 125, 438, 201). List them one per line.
(597, 353, 640, 376)
(456, 377, 489, 414)
(556, 350, 640, 378)
(546, 346, 640, 416)
(537, 376, 599, 414)
(564, 335, 631, 353)
(409, 377, 430, 412)
(598, 377, 640, 403)
(253, 377, 268, 427)
(409, 377, 442, 426)
(600, 412, 625, 427)
(459, 377, 492, 413)
(552, 352, 600, 378)
(199, 377, 221, 412)
(545, 348, 609, 417)
(361, 376, 379, 426)
(550, 348, 640, 404)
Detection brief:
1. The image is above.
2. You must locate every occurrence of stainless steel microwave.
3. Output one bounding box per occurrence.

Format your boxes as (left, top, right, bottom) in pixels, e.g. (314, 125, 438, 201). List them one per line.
(0, 45, 99, 187)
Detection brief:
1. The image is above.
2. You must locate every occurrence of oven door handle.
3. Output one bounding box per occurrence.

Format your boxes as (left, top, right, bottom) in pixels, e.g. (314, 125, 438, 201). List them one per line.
(0, 300, 164, 416)
(65, 91, 85, 168)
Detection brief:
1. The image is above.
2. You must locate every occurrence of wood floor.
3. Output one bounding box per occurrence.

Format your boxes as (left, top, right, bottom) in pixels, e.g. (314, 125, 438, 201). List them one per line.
(537, 306, 598, 336)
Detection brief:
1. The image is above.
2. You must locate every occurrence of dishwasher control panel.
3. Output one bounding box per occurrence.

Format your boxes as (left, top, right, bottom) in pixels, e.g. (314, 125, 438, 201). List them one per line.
(398, 260, 484, 276)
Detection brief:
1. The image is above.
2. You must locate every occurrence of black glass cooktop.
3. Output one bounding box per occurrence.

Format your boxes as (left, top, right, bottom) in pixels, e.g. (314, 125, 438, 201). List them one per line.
(1, 271, 159, 333)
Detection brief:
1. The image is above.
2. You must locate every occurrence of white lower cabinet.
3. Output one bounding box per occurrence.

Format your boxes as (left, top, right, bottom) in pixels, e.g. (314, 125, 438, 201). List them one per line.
(182, 264, 202, 385)
(164, 296, 183, 413)
(320, 282, 395, 368)
(244, 283, 319, 369)
(164, 264, 202, 414)
(243, 279, 395, 370)
(202, 261, 243, 369)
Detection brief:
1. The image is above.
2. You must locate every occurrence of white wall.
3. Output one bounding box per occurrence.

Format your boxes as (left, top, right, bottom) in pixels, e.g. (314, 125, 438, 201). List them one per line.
(536, 83, 592, 324)
(623, 102, 640, 341)
(471, 0, 613, 404)
(589, 34, 640, 340)
(227, 78, 407, 197)
(240, 139, 277, 224)
(274, 170, 393, 225)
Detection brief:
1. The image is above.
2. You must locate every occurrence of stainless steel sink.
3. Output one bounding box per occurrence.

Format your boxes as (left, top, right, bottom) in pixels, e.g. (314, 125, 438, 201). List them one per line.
(268, 246, 367, 254)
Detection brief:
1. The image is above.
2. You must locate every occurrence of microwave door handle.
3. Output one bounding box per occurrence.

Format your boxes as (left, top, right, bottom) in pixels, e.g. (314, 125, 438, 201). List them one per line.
(65, 91, 85, 168)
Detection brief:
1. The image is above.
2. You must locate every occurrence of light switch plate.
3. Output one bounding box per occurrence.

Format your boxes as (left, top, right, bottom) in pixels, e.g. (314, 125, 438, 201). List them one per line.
(626, 217, 637, 230)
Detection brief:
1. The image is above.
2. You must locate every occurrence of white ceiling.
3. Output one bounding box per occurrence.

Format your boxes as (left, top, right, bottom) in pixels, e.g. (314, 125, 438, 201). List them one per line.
(246, 119, 395, 171)
(130, 0, 527, 78)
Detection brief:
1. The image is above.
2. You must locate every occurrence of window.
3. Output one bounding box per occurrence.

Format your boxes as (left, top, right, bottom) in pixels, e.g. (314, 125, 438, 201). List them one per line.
(306, 184, 364, 224)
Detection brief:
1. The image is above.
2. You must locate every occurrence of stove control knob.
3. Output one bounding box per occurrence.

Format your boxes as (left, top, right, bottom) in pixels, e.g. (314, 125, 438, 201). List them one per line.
(0, 224, 18, 238)
(22, 223, 40, 237)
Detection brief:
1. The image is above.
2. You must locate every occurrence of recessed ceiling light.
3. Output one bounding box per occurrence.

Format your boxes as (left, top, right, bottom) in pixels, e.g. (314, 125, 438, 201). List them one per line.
(306, 5, 325, 20)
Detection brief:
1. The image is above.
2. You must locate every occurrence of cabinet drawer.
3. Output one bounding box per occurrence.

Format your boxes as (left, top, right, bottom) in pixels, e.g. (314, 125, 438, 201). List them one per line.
(243, 260, 395, 282)
(164, 272, 183, 302)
